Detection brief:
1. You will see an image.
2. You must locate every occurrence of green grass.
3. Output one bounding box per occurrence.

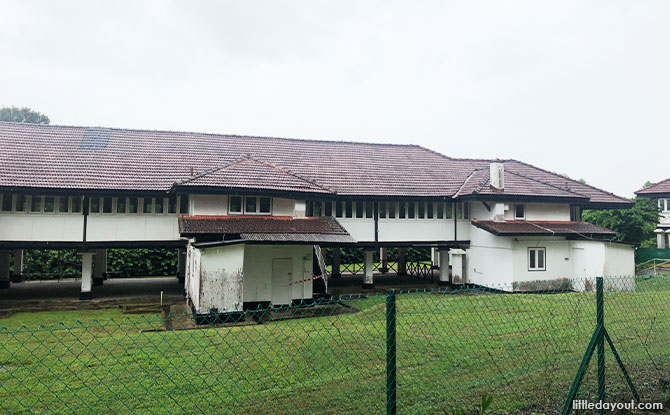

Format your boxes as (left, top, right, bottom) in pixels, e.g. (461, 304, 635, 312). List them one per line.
(0, 277, 668, 414)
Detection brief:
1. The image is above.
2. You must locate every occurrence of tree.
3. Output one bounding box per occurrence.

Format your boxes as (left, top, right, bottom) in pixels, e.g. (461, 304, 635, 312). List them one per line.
(0, 106, 50, 124)
(582, 193, 659, 247)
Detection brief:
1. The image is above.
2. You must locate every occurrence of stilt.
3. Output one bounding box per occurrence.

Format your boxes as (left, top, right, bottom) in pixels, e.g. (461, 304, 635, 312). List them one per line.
(438, 249, 449, 286)
(431, 247, 440, 269)
(0, 251, 10, 289)
(397, 248, 407, 276)
(450, 249, 466, 285)
(362, 250, 375, 289)
(11, 249, 24, 283)
(93, 249, 106, 286)
(178, 248, 186, 284)
(80, 252, 94, 300)
(331, 248, 341, 278)
(379, 248, 388, 274)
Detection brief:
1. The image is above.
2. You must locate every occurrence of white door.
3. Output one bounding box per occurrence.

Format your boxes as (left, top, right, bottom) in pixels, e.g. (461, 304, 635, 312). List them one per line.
(572, 247, 587, 279)
(272, 258, 293, 306)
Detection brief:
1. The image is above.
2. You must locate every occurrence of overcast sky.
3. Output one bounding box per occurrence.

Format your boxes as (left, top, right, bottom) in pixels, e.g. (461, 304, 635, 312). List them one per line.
(1, 1, 668, 198)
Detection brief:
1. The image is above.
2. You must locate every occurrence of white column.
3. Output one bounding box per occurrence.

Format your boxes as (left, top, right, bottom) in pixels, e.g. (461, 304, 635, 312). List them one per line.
(397, 248, 407, 276)
(11, 249, 24, 283)
(450, 249, 466, 285)
(93, 249, 107, 286)
(0, 251, 10, 289)
(80, 252, 94, 300)
(431, 247, 440, 268)
(362, 250, 374, 289)
(331, 248, 341, 278)
(379, 248, 388, 273)
(438, 249, 449, 286)
(656, 230, 666, 249)
(178, 248, 187, 283)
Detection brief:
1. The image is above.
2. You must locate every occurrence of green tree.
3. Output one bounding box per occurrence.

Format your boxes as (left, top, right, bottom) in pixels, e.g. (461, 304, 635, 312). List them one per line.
(582, 194, 659, 247)
(0, 106, 50, 124)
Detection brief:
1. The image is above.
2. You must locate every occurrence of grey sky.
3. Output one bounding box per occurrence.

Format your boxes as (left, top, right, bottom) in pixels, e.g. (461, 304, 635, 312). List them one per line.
(1, 1, 668, 198)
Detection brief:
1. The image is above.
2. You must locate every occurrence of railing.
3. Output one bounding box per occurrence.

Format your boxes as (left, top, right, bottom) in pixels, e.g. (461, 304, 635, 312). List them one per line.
(406, 261, 434, 281)
(635, 257, 670, 275)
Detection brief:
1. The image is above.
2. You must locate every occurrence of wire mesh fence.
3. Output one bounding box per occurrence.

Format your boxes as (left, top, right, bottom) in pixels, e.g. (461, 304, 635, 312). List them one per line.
(0, 275, 668, 414)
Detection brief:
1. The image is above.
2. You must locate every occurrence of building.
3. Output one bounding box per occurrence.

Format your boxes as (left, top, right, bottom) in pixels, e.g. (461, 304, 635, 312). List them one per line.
(635, 179, 670, 248)
(0, 122, 635, 312)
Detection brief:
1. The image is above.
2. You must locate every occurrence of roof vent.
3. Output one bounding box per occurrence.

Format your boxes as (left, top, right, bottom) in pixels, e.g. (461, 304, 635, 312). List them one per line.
(80, 128, 112, 150)
(490, 162, 504, 190)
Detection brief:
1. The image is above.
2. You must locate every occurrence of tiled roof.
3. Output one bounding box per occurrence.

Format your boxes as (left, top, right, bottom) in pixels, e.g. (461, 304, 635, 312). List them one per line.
(471, 220, 616, 237)
(179, 215, 353, 237)
(0, 122, 630, 207)
(635, 179, 670, 197)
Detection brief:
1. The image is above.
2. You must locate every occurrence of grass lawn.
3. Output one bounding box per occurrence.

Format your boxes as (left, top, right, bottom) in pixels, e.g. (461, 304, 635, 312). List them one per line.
(0, 277, 668, 414)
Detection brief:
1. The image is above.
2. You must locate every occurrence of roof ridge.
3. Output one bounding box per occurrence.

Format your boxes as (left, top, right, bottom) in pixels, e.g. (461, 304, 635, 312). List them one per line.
(507, 159, 630, 202)
(504, 169, 587, 198)
(453, 168, 486, 198)
(174, 155, 250, 187)
(0, 121, 419, 149)
(244, 155, 335, 193)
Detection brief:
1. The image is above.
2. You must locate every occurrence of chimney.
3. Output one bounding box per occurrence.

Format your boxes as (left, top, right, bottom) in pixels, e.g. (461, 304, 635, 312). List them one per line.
(490, 162, 504, 190)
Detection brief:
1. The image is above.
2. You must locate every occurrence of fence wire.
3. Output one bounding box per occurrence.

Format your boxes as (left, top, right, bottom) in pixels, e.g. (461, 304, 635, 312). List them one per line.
(0, 275, 668, 414)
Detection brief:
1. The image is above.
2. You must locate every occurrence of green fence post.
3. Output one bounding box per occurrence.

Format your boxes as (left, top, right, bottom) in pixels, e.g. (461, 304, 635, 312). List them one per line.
(596, 277, 605, 411)
(386, 290, 397, 415)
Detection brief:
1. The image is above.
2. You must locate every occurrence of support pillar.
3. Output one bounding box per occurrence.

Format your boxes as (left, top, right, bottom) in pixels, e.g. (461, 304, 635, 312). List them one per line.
(362, 250, 375, 289)
(380, 247, 388, 274)
(11, 249, 24, 283)
(656, 230, 666, 249)
(438, 249, 450, 286)
(331, 248, 341, 278)
(178, 248, 187, 284)
(80, 252, 94, 300)
(397, 248, 407, 276)
(431, 247, 440, 269)
(0, 251, 10, 289)
(450, 249, 466, 285)
(93, 249, 106, 286)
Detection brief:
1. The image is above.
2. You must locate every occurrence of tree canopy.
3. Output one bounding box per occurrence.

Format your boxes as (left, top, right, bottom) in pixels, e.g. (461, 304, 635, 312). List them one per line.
(0, 106, 50, 124)
(582, 190, 659, 247)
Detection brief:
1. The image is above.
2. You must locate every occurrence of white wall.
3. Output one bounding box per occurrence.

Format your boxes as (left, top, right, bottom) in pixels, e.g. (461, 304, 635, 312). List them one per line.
(87, 216, 180, 241)
(197, 244, 245, 312)
(272, 198, 295, 216)
(0, 214, 84, 241)
(243, 244, 313, 304)
(467, 226, 514, 288)
(190, 195, 228, 215)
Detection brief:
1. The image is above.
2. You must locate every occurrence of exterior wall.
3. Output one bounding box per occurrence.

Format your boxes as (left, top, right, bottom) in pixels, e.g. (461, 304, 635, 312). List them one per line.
(194, 243, 245, 313)
(242, 244, 313, 304)
(87, 216, 180, 241)
(470, 201, 571, 222)
(511, 237, 573, 285)
(272, 198, 295, 216)
(0, 214, 84, 242)
(467, 226, 514, 288)
(189, 195, 228, 215)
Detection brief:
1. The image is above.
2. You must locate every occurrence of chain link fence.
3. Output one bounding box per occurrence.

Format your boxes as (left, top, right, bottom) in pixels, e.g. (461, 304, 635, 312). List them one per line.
(0, 276, 668, 414)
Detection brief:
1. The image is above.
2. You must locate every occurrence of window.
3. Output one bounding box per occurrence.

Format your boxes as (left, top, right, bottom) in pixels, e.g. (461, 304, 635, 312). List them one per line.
(445, 202, 453, 219)
(437, 203, 444, 219)
(418, 202, 425, 219)
(345, 201, 353, 218)
(117, 198, 127, 214)
(71, 197, 82, 213)
(659, 199, 670, 212)
(388, 202, 395, 219)
(246, 197, 258, 213)
(570, 205, 581, 222)
(58, 197, 68, 213)
(103, 197, 113, 214)
(1, 194, 12, 212)
(128, 198, 139, 214)
(154, 198, 164, 214)
(312, 201, 322, 217)
(463, 202, 469, 219)
(365, 202, 373, 218)
(398, 202, 406, 219)
(31, 196, 43, 213)
(89, 197, 100, 214)
(259, 197, 272, 214)
(456, 203, 462, 219)
(427, 202, 434, 219)
(142, 198, 153, 214)
(379, 202, 387, 219)
(528, 247, 546, 271)
(324, 201, 332, 217)
(229, 196, 243, 214)
(515, 204, 525, 220)
(168, 196, 177, 214)
(44, 197, 55, 213)
(179, 195, 189, 214)
(355, 202, 364, 218)
(335, 202, 343, 218)
(15, 195, 26, 212)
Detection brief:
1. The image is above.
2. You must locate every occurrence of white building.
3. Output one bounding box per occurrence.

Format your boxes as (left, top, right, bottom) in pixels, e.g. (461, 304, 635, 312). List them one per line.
(635, 180, 670, 248)
(0, 122, 635, 311)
